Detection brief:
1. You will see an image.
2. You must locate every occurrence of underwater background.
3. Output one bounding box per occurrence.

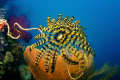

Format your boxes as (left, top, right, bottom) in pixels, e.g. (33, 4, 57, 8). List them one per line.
(0, 0, 120, 80)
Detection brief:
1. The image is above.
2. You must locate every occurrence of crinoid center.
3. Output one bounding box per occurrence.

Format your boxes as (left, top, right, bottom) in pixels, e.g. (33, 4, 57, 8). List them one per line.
(57, 34, 63, 40)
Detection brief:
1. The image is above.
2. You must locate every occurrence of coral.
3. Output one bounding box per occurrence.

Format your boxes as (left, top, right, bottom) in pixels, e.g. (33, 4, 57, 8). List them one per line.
(23, 46, 94, 80)
(0, 65, 5, 78)
(8, 15, 32, 43)
(7, 43, 25, 64)
(0, 42, 26, 80)
(19, 65, 32, 80)
(87, 62, 109, 80)
(0, 19, 6, 31)
(20, 31, 32, 44)
(87, 63, 119, 80)
(4, 51, 14, 63)
(10, 43, 25, 55)
(0, 33, 8, 52)
(0, 69, 5, 75)
(99, 64, 119, 80)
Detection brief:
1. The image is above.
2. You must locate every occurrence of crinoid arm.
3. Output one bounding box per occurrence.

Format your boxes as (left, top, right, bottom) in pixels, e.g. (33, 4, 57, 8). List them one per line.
(50, 50, 58, 73)
(65, 43, 84, 60)
(30, 37, 49, 50)
(60, 48, 79, 65)
(61, 16, 69, 25)
(34, 33, 49, 40)
(35, 50, 44, 65)
(45, 51, 52, 72)
(65, 50, 89, 80)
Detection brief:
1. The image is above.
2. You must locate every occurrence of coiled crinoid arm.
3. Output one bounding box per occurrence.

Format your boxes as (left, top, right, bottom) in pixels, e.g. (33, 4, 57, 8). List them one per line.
(6, 22, 43, 39)
(66, 50, 89, 80)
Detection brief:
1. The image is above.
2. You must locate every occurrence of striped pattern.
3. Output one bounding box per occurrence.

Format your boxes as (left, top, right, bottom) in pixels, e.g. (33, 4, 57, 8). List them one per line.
(45, 51, 51, 72)
(34, 33, 49, 40)
(35, 50, 44, 65)
(30, 14, 95, 73)
(60, 48, 79, 65)
(30, 38, 48, 50)
(50, 51, 58, 73)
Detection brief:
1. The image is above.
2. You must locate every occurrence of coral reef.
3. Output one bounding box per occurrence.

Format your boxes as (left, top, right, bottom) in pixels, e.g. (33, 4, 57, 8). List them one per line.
(0, 51, 14, 78)
(10, 43, 25, 55)
(0, 2, 33, 79)
(8, 15, 32, 43)
(0, 34, 8, 52)
(4, 51, 14, 63)
(7, 43, 25, 64)
(0, 57, 5, 78)
(0, 42, 26, 79)
(19, 65, 32, 80)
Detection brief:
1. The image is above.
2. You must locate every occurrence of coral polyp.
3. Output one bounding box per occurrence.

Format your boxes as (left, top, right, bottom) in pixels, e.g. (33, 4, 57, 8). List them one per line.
(30, 14, 95, 73)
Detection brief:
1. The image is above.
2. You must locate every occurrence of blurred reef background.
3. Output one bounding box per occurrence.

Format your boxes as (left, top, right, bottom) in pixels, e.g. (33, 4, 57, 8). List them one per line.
(0, 0, 120, 80)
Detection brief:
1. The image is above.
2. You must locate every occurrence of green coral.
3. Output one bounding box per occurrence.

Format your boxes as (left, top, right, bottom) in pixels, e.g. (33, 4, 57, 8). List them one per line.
(0, 65, 5, 78)
(0, 70, 5, 75)
(19, 65, 32, 80)
(4, 51, 14, 62)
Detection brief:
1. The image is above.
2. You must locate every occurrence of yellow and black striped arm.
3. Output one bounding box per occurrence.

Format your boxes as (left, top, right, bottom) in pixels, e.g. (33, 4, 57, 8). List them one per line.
(60, 48, 79, 65)
(65, 43, 84, 60)
(34, 33, 49, 40)
(30, 38, 48, 50)
(45, 51, 52, 72)
(50, 50, 58, 73)
(35, 50, 45, 65)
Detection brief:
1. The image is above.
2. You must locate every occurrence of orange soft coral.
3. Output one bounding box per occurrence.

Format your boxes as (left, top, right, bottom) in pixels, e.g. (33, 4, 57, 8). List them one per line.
(23, 46, 94, 80)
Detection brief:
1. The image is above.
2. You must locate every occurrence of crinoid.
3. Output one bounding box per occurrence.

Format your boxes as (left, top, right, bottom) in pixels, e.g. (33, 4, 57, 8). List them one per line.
(30, 14, 95, 73)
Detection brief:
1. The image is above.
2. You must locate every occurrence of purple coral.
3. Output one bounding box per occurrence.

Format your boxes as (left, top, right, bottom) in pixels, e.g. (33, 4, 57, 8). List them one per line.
(8, 15, 32, 44)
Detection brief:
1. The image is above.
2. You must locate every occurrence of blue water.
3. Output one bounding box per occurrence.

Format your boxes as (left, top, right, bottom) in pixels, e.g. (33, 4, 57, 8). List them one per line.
(2, 0, 120, 80)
